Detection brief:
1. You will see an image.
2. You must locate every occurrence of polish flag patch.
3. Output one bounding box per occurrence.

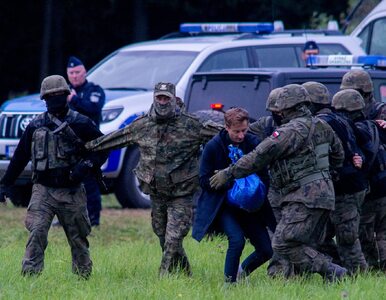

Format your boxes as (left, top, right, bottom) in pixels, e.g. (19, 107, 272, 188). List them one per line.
(272, 131, 280, 138)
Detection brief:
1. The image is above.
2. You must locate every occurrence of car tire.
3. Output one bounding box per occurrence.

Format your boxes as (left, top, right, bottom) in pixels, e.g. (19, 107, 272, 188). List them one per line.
(9, 184, 32, 207)
(114, 147, 150, 208)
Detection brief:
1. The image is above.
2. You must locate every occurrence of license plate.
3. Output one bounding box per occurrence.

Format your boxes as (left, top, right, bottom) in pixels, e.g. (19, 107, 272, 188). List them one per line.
(327, 55, 353, 66)
(5, 145, 17, 159)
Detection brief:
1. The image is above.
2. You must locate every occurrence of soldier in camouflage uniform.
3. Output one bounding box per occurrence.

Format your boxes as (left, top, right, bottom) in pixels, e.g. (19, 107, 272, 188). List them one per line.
(0, 75, 107, 278)
(86, 82, 220, 276)
(340, 69, 386, 120)
(304, 83, 368, 274)
(210, 84, 348, 282)
(341, 72, 386, 271)
(249, 88, 295, 278)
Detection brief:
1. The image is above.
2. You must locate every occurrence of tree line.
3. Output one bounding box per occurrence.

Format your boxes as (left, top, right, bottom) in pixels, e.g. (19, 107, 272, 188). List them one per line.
(0, 0, 352, 104)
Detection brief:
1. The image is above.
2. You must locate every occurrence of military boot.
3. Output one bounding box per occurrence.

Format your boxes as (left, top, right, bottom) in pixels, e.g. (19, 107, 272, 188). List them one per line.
(323, 262, 347, 283)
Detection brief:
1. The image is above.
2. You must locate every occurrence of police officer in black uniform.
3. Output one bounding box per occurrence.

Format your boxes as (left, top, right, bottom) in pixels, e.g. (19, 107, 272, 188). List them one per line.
(0, 75, 107, 278)
(67, 56, 106, 226)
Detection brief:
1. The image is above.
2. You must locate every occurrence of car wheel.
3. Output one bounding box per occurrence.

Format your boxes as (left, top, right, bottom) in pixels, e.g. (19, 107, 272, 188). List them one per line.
(9, 184, 32, 207)
(114, 147, 150, 208)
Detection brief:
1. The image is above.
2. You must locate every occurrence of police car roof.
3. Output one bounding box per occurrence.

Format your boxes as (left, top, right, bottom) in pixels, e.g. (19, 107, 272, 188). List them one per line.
(191, 67, 386, 78)
(118, 35, 365, 54)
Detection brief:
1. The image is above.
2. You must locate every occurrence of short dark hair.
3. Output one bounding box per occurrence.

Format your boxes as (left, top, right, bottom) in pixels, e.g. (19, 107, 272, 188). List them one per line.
(224, 107, 249, 127)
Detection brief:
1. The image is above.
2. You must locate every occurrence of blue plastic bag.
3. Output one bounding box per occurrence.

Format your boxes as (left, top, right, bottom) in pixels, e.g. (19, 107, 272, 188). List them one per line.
(227, 145, 266, 212)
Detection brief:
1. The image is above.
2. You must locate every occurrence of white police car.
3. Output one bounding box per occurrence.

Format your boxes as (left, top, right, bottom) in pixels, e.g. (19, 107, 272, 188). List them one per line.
(0, 23, 366, 208)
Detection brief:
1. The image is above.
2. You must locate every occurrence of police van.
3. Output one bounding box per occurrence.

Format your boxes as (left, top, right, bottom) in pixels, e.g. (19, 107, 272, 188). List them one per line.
(185, 55, 386, 124)
(0, 23, 366, 208)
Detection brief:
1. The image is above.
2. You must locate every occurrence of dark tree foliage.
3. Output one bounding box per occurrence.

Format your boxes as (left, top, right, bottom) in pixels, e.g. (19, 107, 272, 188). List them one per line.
(0, 0, 349, 103)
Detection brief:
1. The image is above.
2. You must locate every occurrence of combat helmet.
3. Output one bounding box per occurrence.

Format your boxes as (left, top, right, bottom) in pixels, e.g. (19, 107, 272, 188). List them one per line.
(302, 81, 330, 105)
(266, 87, 283, 112)
(40, 75, 70, 99)
(274, 84, 311, 111)
(340, 70, 373, 93)
(332, 89, 365, 112)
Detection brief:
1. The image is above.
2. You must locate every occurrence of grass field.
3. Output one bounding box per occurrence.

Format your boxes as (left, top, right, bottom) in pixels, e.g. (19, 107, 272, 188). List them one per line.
(0, 195, 385, 300)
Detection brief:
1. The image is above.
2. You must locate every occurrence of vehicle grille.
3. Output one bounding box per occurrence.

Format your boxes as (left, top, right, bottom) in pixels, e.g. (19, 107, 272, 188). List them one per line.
(0, 113, 38, 138)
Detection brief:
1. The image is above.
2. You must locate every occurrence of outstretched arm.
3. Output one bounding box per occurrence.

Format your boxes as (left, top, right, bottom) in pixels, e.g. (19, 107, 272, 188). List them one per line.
(85, 125, 134, 152)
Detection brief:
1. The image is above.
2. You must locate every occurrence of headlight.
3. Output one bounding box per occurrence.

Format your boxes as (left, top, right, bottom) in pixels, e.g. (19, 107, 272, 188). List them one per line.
(101, 107, 124, 123)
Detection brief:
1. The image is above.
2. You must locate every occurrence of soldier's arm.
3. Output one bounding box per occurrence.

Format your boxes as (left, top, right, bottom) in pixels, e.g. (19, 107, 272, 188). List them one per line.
(85, 122, 136, 152)
(329, 130, 345, 169)
(199, 120, 223, 143)
(229, 127, 301, 178)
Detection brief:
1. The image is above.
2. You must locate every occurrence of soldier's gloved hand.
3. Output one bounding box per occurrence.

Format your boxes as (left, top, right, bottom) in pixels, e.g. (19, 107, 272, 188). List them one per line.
(0, 184, 11, 203)
(70, 160, 94, 184)
(209, 168, 232, 190)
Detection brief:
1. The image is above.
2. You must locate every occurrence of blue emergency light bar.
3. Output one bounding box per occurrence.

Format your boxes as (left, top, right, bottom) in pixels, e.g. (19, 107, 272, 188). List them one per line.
(307, 55, 386, 68)
(180, 22, 274, 34)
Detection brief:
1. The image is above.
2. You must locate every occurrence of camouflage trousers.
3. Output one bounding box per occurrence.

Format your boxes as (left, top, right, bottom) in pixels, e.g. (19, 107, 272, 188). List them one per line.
(266, 189, 294, 278)
(272, 202, 332, 276)
(151, 195, 193, 276)
(321, 190, 368, 274)
(22, 184, 92, 278)
(359, 196, 386, 271)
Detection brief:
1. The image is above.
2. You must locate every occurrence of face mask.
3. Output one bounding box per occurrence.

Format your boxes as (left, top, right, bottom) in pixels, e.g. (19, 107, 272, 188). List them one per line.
(154, 97, 176, 120)
(271, 112, 283, 126)
(45, 94, 68, 114)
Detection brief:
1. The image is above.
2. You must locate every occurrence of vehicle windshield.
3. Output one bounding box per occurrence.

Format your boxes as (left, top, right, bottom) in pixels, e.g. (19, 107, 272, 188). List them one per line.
(87, 50, 198, 90)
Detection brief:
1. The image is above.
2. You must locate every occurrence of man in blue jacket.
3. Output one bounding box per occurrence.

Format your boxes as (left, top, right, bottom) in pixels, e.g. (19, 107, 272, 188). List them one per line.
(193, 107, 275, 283)
(67, 56, 105, 226)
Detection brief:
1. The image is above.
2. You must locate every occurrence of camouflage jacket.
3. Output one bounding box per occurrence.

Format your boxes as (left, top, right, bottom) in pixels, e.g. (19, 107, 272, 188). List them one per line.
(229, 109, 344, 210)
(249, 115, 276, 141)
(86, 106, 221, 196)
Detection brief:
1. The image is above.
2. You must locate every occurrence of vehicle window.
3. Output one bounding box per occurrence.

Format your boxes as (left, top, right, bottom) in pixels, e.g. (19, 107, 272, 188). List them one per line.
(197, 49, 249, 72)
(187, 77, 271, 119)
(254, 47, 299, 67)
(369, 18, 386, 55)
(358, 24, 370, 52)
(296, 44, 351, 66)
(87, 50, 198, 90)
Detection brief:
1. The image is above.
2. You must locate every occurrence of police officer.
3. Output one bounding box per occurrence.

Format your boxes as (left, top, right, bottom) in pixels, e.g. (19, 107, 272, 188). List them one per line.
(301, 40, 319, 65)
(210, 84, 348, 282)
(67, 56, 106, 226)
(85, 82, 221, 276)
(0, 75, 107, 278)
(304, 82, 368, 274)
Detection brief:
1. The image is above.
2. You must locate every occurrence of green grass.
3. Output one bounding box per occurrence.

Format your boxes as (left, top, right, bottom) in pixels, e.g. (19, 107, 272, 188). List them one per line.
(0, 196, 385, 300)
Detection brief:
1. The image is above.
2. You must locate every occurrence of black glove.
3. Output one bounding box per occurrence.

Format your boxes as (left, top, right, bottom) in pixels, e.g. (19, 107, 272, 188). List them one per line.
(0, 184, 11, 203)
(70, 160, 94, 184)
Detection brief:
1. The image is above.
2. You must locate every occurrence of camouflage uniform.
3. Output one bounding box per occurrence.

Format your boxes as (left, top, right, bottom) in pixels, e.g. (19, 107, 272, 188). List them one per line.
(210, 84, 347, 281)
(340, 70, 386, 120)
(249, 87, 294, 277)
(86, 82, 220, 275)
(341, 71, 386, 270)
(0, 75, 107, 278)
(305, 83, 368, 273)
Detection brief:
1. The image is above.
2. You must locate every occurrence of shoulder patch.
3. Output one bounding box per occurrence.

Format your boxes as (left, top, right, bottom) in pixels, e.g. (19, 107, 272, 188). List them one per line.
(272, 131, 280, 138)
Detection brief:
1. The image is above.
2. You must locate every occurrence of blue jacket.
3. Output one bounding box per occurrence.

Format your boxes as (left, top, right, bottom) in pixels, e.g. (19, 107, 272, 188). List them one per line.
(69, 80, 105, 127)
(192, 129, 275, 242)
